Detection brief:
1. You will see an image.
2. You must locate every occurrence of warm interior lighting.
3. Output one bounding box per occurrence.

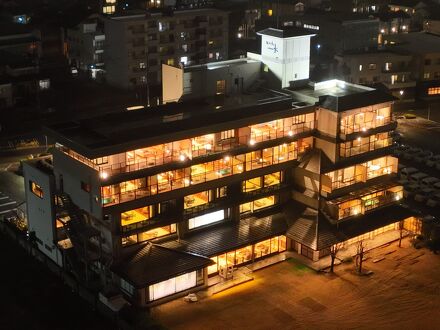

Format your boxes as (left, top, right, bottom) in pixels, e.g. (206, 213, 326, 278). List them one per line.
(126, 105, 145, 111)
(100, 171, 109, 180)
(249, 139, 256, 146)
(288, 131, 294, 136)
(370, 164, 380, 170)
(179, 154, 186, 161)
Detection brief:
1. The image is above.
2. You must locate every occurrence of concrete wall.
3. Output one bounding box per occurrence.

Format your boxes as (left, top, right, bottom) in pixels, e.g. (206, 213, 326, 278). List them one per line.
(52, 149, 102, 220)
(104, 19, 130, 88)
(23, 162, 62, 266)
(182, 60, 261, 99)
(316, 108, 338, 137)
(162, 64, 184, 103)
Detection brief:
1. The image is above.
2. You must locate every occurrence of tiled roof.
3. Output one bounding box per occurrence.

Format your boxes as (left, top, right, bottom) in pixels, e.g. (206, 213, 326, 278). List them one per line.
(286, 201, 416, 250)
(111, 243, 212, 288)
(318, 90, 396, 112)
(162, 213, 288, 257)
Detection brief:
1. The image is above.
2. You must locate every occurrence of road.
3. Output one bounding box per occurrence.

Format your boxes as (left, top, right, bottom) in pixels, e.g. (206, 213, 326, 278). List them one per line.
(396, 117, 440, 154)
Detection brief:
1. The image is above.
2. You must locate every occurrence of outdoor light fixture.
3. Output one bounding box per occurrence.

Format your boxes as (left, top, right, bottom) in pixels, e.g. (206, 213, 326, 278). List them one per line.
(288, 130, 294, 136)
(249, 139, 256, 146)
(100, 171, 108, 180)
(179, 154, 186, 161)
(399, 90, 404, 96)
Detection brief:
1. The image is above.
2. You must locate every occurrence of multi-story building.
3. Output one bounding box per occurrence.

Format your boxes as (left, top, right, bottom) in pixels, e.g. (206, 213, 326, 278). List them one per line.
(386, 32, 440, 99)
(335, 50, 416, 102)
(24, 27, 417, 307)
(65, 15, 105, 78)
(103, 8, 228, 91)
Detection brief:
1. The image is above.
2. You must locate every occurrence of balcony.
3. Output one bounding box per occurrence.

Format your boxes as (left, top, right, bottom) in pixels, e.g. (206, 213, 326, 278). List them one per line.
(321, 183, 403, 223)
(339, 120, 397, 141)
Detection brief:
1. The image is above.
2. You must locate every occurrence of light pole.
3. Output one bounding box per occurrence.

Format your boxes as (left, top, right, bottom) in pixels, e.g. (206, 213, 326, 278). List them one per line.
(428, 104, 431, 121)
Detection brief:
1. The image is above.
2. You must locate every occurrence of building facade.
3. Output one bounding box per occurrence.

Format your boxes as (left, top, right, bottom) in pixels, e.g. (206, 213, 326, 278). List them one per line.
(103, 8, 228, 90)
(23, 28, 417, 307)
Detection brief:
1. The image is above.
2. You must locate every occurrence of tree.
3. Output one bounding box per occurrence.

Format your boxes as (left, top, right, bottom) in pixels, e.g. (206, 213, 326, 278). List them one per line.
(398, 221, 404, 248)
(355, 241, 367, 274)
(330, 243, 344, 273)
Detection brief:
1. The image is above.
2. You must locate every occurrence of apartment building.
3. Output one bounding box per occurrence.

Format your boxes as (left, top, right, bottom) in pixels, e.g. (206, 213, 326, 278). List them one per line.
(23, 28, 417, 307)
(103, 8, 228, 90)
(386, 32, 440, 99)
(65, 15, 105, 78)
(335, 51, 416, 102)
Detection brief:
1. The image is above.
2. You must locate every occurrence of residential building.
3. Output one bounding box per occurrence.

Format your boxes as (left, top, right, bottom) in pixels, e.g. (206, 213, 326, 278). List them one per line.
(103, 8, 228, 91)
(386, 32, 440, 99)
(65, 15, 106, 78)
(0, 23, 48, 108)
(23, 27, 417, 307)
(335, 51, 416, 102)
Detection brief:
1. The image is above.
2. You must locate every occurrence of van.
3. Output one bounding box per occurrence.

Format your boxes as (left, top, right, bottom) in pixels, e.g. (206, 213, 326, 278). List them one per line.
(409, 172, 428, 184)
(400, 167, 418, 180)
(421, 176, 440, 188)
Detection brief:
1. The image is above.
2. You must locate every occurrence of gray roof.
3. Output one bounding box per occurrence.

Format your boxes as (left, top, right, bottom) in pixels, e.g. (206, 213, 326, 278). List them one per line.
(286, 202, 415, 250)
(162, 214, 288, 257)
(318, 90, 396, 112)
(112, 243, 212, 288)
(257, 27, 316, 38)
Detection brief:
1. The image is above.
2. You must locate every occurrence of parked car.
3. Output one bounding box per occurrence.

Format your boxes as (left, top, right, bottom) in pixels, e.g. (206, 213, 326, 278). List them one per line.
(403, 183, 421, 198)
(414, 150, 433, 163)
(414, 188, 435, 203)
(400, 167, 418, 180)
(409, 172, 429, 184)
(420, 176, 440, 189)
(426, 193, 440, 208)
(403, 147, 423, 161)
(425, 155, 440, 167)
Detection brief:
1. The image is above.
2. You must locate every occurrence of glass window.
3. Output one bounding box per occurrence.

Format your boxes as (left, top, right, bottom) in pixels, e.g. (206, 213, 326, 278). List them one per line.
(184, 190, 210, 209)
(188, 210, 224, 229)
(216, 80, 226, 94)
(138, 224, 176, 241)
(30, 181, 43, 198)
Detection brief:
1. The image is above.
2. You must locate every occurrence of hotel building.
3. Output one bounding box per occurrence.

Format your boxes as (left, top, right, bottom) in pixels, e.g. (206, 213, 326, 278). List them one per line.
(23, 28, 417, 307)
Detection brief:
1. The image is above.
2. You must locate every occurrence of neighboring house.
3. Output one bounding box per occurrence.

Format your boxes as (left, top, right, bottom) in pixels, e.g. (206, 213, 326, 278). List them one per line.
(65, 15, 106, 79)
(335, 51, 416, 102)
(103, 8, 228, 91)
(386, 32, 440, 99)
(24, 27, 417, 308)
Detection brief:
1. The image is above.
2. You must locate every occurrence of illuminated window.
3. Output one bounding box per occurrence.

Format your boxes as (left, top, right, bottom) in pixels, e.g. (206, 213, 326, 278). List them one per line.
(267, 9, 273, 16)
(149, 271, 196, 301)
(220, 129, 234, 140)
(424, 72, 430, 79)
(428, 87, 440, 95)
(167, 58, 174, 66)
(216, 80, 226, 94)
(139, 62, 146, 69)
(81, 181, 91, 193)
(359, 65, 363, 71)
(30, 181, 43, 198)
(102, 5, 115, 14)
(39, 79, 50, 90)
(368, 63, 377, 70)
(188, 210, 224, 229)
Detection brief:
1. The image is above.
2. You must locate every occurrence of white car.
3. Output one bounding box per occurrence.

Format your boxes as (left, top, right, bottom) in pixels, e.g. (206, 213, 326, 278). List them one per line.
(425, 155, 440, 167)
(403, 183, 421, 199)
(414, 150, 433, 163)
(403, 147, 423, 161)
(426, 193, 440, 208)
(399, 167, 418, 180)
(420, 176, 440, 189)
(414, 188, 435, 203)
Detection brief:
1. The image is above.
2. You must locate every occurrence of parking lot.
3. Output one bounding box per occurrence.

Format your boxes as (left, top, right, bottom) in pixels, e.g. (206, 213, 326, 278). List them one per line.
(387, 115, 440, 219)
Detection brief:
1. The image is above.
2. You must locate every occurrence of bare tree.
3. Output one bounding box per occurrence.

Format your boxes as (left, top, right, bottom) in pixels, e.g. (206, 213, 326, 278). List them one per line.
(398, 221, 404, 248)
(330, 243, 344, 273)
(355, 240, 366, 274)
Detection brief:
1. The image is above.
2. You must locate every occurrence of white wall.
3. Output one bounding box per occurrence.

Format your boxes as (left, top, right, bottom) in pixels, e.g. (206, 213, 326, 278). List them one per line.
(23, 162, 63, 266)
